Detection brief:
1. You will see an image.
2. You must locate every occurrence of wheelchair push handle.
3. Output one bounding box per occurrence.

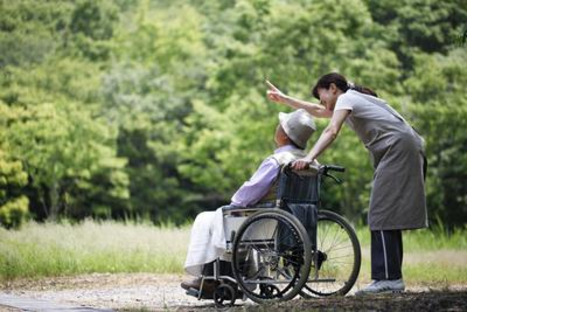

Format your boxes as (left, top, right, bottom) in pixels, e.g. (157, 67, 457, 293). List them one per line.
(322, 165, 345, 173)
(321, 165, 345, 184)
(282, 162, 345, 184)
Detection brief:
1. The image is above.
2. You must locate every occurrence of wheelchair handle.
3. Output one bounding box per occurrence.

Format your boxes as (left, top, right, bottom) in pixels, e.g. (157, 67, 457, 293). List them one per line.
(322, 165, 345, 173)
(282, 163, 295, 175)
(321, 165, 345, 184)
(282, 163, 345, 177)
(325, 172, 343, 184)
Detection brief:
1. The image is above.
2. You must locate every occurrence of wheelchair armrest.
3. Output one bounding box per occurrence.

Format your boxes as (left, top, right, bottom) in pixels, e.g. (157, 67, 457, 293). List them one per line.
(222, 202, 277, 216)
(221, 205, 244, 212)
(223, 208, 260, 217)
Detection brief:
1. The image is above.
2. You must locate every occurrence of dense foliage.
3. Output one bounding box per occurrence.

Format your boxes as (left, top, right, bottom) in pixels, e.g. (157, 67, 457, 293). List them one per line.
(0, 0, 466, 228)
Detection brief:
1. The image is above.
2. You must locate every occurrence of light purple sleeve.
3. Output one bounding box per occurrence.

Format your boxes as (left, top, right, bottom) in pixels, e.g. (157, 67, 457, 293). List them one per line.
(230, 158, 279, 207)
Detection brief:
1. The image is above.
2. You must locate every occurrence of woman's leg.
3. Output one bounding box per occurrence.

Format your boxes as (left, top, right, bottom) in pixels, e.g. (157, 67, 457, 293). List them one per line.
(371, 230, 403, 281)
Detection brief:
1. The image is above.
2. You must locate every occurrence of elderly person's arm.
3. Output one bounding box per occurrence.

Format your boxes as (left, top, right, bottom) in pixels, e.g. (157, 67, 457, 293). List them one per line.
(230, 158, 279, 207)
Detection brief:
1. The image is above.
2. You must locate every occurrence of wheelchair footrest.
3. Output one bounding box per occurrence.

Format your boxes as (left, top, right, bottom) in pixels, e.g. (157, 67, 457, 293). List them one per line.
(185, 288, 219, 300)
(185, 288, 200, 297)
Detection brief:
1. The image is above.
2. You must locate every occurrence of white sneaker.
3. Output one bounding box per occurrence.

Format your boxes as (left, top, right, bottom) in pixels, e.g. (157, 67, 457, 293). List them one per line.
(355, 279, 405, 296)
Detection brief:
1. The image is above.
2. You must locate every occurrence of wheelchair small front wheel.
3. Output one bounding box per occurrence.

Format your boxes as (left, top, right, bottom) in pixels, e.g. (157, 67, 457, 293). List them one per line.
(259, 283, 281, 298)
(231, 209, 312, 303)
(214, 284, 236, 307)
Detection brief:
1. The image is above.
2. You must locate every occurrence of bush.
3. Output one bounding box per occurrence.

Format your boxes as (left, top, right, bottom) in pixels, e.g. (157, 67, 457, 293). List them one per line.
(0, 196, 30, 229)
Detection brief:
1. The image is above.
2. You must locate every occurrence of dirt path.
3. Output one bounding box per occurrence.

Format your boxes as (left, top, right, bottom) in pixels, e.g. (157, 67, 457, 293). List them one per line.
(1, 273, 466, 311)
(1, 274, 197, 311)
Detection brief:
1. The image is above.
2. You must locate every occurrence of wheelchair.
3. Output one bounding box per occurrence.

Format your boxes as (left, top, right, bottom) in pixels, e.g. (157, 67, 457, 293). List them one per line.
(186, 164, 361, 307)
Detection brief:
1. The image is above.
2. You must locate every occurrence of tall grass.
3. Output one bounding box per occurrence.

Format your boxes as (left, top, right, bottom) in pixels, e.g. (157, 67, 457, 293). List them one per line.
(1, 220, 466, 283)
(355, 224, 467, 252)
(355, 223, 467, 285)
(0, 220, 189, 280)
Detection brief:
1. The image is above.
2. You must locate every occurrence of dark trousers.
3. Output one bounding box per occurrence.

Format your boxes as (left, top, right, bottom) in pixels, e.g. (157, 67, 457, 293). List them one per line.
(371, 230, 403, 280)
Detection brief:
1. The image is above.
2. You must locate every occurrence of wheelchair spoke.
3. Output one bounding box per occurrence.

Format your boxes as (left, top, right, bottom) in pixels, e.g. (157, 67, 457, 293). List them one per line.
(243, 266, 266, 281)
(326, 229, 344, 253)
(303, 210, 361, 297)
(274, 267, 293, 279)
(323, 255, 354, 260)
(319, 222, 331, 252)
(324, 243, 353, 254)
(232, 210, 312, 303)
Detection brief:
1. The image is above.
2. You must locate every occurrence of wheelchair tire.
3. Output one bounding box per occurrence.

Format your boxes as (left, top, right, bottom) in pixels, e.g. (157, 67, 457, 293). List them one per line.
(231, 209, 312, 303)
(214, 283, 236, 307)
(301, 209, 361, 297)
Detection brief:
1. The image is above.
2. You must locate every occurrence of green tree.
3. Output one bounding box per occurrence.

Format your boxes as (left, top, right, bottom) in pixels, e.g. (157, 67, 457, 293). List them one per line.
(403, 49, 467, 227)
(0, 0, 467, 228)
(0, 149, 30, 229)
(364, 0, 467, 70)
(99, 1, 209, 222)
(66, 0, 119, 61)
(0, 0, 73, 67)
(0, 101, 128, 220)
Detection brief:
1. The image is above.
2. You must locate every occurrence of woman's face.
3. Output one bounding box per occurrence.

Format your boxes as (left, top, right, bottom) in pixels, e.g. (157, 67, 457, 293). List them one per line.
(317, 84, 340, 111)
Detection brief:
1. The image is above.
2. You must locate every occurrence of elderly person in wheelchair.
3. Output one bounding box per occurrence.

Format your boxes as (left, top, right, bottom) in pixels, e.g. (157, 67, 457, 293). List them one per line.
(181, 109, 316, 294)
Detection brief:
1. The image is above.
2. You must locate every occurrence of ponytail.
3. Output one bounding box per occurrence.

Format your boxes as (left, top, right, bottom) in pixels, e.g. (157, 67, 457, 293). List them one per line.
(312, 72, 377, 99)
(348, 83, 378, 97)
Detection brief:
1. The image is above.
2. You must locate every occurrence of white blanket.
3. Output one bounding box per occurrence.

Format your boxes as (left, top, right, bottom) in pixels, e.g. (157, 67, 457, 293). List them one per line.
(183, 208, 226, 276)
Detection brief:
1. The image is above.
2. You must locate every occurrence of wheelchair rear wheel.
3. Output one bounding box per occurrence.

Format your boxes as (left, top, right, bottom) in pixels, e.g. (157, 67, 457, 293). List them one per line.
(302, 210, 361, 297)
(231, 209, 312, 303)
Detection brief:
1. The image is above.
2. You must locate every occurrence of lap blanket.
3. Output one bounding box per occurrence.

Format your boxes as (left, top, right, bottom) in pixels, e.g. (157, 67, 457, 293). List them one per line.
(184, 208, 226, 276)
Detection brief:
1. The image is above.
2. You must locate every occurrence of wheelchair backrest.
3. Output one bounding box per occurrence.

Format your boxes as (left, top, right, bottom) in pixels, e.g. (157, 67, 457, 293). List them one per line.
(276, 165, 321, 249)
(276, 165, 321, 205)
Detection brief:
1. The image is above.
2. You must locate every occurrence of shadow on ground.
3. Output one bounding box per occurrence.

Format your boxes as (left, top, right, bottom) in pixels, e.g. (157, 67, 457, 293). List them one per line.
(172, 291, 467, 312)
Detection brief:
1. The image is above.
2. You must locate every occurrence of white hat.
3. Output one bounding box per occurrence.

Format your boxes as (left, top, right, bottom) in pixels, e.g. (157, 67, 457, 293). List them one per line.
(278, 109, 316, 149)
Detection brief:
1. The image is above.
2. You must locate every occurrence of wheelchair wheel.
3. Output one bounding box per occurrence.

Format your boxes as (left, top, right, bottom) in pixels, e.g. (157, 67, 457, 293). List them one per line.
(302, 210, 361, 297)
(231, 209, 312, 303)
(213, 283, 236, 307)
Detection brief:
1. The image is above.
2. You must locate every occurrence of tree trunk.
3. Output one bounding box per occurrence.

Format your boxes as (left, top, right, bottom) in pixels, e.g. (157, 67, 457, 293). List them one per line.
(48, 182, 60, 221)
(38, 186, 50, 220)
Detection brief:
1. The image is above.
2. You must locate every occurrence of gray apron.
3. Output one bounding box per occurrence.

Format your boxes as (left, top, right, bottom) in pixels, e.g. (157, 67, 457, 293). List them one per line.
(367, 131, 427, 230)
(340, 91, 428, 231)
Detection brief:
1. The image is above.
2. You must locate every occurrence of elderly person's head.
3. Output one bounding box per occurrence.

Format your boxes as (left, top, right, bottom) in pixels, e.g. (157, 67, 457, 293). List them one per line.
(275, 109, 316, 149)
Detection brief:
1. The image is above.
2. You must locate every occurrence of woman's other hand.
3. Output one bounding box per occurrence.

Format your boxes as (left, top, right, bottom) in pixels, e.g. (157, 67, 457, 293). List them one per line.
(266, 80, 286, 104)
(292, 158, 313, 171)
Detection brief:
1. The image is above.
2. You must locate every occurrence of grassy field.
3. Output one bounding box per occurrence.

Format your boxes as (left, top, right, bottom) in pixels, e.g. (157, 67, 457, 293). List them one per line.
(355, 226, 467, 285)
(0, 220, 466, 285)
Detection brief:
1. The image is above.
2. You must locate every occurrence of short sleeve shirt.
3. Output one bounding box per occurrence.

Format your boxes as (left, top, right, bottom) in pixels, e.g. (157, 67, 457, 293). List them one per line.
(334, 90, 412, 149)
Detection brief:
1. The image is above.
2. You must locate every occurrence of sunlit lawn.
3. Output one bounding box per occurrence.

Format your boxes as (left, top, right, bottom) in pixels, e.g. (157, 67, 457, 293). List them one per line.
(355, 226, 467, 286)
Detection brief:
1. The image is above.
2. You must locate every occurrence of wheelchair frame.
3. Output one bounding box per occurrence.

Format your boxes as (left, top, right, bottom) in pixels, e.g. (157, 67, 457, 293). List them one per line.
(186, 164, 361, 306)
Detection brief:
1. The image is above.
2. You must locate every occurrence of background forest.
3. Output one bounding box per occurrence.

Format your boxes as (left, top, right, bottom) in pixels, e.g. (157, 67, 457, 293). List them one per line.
(0, 0, 467, 230)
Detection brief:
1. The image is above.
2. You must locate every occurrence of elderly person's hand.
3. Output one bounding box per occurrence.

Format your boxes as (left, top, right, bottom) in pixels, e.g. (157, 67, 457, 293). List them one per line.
(292, 158, 313, 170)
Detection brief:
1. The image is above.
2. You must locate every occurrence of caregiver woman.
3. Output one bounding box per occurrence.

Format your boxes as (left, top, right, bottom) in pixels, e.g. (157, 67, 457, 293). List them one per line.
(266, 73, 428, 295)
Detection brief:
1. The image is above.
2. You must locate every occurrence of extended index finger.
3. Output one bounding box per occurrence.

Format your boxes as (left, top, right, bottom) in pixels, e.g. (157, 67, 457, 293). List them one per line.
(265, 80, 279, 91)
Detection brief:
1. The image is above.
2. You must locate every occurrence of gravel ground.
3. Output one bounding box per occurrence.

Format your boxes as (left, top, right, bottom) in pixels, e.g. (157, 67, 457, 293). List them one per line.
(0, 273, 466, 311)
(1, 274, 198, 311)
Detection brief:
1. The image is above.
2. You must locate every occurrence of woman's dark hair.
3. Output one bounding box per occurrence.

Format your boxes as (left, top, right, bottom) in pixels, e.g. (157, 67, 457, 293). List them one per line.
(311, 72, 377, 99)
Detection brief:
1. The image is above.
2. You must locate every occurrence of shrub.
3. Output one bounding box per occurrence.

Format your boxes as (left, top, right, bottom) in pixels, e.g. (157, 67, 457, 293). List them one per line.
(0, 196, 30, 229)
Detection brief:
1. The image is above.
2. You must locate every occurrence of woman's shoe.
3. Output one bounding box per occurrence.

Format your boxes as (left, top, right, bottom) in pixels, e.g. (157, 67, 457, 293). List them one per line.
(354, 279, 405, 296)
